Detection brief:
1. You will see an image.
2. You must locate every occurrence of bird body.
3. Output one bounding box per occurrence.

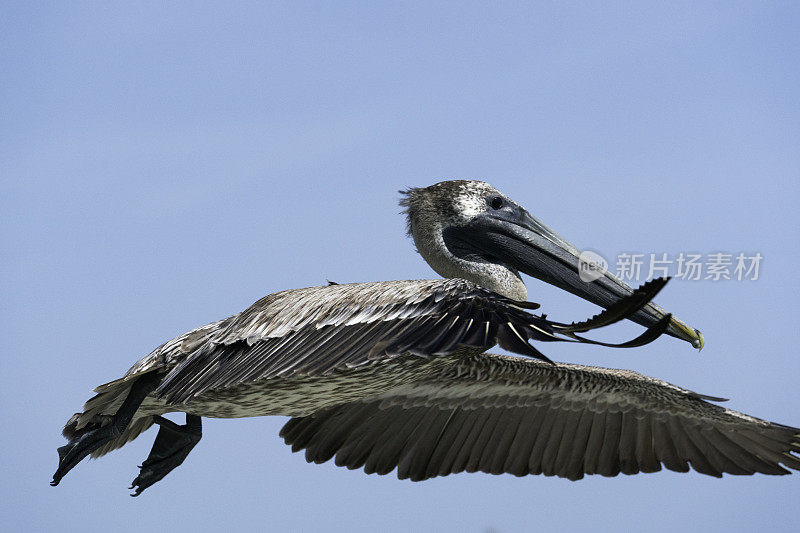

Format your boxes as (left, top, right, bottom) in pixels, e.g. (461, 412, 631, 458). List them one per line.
(61, 277, 546, 458)
(52, 180, 799, 494)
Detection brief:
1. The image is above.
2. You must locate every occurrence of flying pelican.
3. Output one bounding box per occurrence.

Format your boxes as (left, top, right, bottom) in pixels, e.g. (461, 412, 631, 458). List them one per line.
(52, 180, 799, 495)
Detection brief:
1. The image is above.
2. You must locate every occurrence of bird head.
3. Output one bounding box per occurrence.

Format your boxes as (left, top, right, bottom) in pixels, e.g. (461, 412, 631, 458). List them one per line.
(400, 180, 704, 349)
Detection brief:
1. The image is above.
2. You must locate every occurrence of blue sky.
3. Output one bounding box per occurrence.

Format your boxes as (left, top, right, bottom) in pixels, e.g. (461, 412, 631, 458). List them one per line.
(2, 2, 799, 531)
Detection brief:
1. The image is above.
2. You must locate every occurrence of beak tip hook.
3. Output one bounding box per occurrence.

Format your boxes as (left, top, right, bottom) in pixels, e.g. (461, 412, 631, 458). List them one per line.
(692, 329, 705, 351)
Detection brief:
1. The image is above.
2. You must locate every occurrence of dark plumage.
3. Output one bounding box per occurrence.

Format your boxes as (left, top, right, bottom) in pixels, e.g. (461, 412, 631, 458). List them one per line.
(281, 352, 800, 480)
(52, 180, 799, 495)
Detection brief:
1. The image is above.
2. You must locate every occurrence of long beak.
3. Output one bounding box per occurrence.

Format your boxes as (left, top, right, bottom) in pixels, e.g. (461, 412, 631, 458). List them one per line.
(466, 209, 704, 350)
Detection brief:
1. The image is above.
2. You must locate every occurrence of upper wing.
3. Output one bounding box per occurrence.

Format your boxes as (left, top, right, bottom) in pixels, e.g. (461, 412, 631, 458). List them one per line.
(280, 352, 800, 480)
(154, 278, 669, 404)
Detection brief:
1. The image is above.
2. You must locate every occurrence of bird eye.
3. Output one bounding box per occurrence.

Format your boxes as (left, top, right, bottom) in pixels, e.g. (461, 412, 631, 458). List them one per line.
(489, 196, 504, 210)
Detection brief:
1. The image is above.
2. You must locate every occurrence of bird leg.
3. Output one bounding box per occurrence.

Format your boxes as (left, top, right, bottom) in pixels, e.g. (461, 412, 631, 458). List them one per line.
(51, 372, 159, 486)
(129, 414, 202, 496)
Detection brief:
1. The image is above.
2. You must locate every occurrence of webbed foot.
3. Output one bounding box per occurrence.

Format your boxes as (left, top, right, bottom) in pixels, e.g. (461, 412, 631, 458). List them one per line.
(52, 373, 158, 486)
(130, 414, 202, 496)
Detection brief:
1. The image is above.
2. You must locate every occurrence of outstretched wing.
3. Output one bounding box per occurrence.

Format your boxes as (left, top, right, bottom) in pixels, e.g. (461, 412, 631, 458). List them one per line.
(155, 278, 669, 404)
(280, 352, 800, 480)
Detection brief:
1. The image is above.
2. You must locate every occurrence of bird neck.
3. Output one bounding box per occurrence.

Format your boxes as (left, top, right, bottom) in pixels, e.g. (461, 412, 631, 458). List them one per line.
(411, 221, 528, 301)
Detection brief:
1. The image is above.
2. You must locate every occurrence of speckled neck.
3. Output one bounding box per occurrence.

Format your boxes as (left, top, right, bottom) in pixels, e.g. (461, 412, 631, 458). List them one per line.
(403, 188, 528, 301)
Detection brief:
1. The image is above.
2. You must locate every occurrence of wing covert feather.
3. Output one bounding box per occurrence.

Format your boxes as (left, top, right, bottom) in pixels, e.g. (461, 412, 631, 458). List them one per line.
(155, 279, 569, 403)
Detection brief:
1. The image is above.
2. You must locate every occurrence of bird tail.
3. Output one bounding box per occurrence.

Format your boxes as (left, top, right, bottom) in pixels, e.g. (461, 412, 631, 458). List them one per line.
(61, 375, 155, 458)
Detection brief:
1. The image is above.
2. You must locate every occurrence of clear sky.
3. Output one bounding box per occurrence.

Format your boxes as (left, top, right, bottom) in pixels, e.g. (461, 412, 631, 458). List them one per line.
(2, 2, 799, 532)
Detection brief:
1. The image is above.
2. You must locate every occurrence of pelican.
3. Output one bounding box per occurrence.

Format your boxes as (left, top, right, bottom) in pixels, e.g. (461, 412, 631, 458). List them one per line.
(52, 180, 799, 495)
